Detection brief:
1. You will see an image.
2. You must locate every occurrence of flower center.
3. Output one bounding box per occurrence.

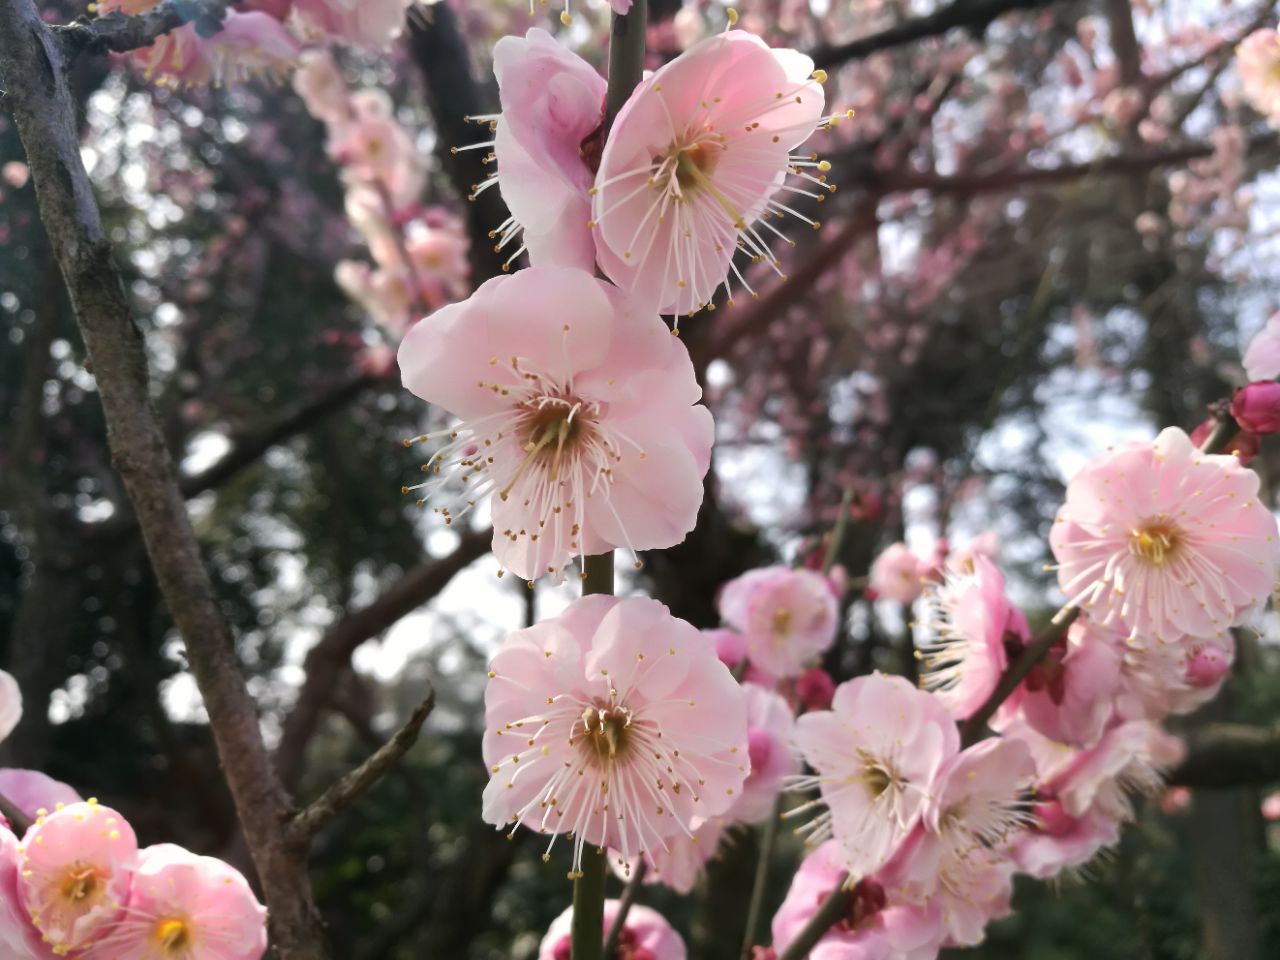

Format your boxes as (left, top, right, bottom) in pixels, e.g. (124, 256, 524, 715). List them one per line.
(579, 704, 633, 765)
(674, 141, 722, 190)
(155, 919, 191, 953)
(59, 866, 102, 904)
(770, 606, 794, 637)
(1129, 519, 1183, 566)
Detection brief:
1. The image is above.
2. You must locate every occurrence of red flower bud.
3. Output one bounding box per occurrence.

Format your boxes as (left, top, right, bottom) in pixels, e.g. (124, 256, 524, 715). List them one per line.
(1230, 381, 1280, 435)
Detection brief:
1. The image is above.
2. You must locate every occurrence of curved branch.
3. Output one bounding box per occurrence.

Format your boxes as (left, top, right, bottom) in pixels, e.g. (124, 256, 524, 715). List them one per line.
(54, 0, 232, 57)
(0, 3, 327, 955)
(275, 530, 491, 791)
(286, 689, 435, 848)
(810, 0, 1064, 71)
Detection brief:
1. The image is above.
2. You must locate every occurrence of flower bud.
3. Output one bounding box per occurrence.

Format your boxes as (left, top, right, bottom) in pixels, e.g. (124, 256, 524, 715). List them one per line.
(1185, 644, 1231, 688)
(1230, 381, 1280, 435)
(1189, 416, 1261, 464)
(795, 667, 836, 711)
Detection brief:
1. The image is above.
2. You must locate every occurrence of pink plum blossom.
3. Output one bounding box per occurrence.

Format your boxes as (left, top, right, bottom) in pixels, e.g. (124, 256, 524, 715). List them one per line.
(483, 29, 606, 272)
(1117, 631, 1235, 720)
(999, 619, 1123, 748)
(1231, 381, 1280, 434)
(704, 627, 747, 670)
(1243, 310, 1280, 381)
(1262, 791, 1280, 821)
(17, 800, 137, 954)
(1050, 427, 1280, 642)
(868, 543, 927, 603)
(0, 771, 81, 822)
(1013, 799, 1122, 879)
(795, 666, 836, 711)
(917, 556, 1025, 720)
(592, 29, 832, 318)
(613, 819, 727, 894)
(1237, 29, 1280, 125)
(292, 49, 350, 124)
(794, 673, 959, 879)
(1, 162, 28, 190)
(731, 683, 801, 824)
(292, 0, 414, 50)
(102, 2, 299, 87)
(771, 841, 943, 960)
(327, 91, 425, 210)
(0, 825, 53, 960)
(540, 901, 685, 960)
(398, 267, 713, 581)
(482, 596, 748, 876)
(82, 844, 267, 960)
(718, 566, 839, 678)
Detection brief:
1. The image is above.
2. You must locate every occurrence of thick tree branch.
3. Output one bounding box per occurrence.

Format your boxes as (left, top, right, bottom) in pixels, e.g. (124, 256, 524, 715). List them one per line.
(181, 371, 379, 499)
(1170, 723, 1280, 788)
(276, 530, 490, 790)
(0, 792, 30, 836)
(53, 0, 232, 57)
(0, 3, 328, 956)
(810, 0, 1064, 71)
(287, 689, 435, 847)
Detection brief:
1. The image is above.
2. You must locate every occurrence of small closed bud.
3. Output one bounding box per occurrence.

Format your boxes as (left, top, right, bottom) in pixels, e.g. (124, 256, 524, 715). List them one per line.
(794, 667, 836, 712)
(1230, 380, 1280, 435)
(1185, 644, 1231, 688)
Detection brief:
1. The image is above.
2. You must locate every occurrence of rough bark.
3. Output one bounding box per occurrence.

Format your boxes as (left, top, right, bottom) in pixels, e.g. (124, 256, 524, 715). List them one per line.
(0, 2, 329, 954)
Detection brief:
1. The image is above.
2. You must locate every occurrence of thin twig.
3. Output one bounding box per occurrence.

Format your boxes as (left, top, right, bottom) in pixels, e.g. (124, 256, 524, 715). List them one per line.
(602, 859, 648, 957)
(54, 0, 233, 57)
(961, 604, 1080, 745)
(776, 879, 853, 960)
(0, 791, 30, 836)
(741, 800, 783, 959)
(287, 689, 436, 847)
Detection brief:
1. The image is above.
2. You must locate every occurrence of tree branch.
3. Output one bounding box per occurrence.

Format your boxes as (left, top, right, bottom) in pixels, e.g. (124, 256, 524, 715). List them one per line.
(962, 604, 1080, 745)
(287, 689, 435, 847)
(275, 530, 490, 791)
(0, 3, 328, 955)
(0, 791, 30, 836)
(810, 0, 1064, 70)
(1170, 723, 1280, 788)
(53, 0, 232, 57)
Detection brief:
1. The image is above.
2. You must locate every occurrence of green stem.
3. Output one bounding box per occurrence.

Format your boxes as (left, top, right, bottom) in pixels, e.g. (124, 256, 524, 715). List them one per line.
(821, 487, 855, 575)
(740, 798, 782, 959)
(604, 0, 649, 134)
(571, 844, 609, 960)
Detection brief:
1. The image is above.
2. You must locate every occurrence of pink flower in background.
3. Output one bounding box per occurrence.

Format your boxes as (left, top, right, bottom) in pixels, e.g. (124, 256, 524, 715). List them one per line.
(795, 666, 837, 711)
(593, 30, 830, 317)
(718, 566, 839, 678)
(0, 162, 28, 190)
(917, 556, 1025, 720)
(868, 543, 927, 603)
(0, 671, 19, 745)
(292, 49, 350, 124)
(541, 901, 685, 960)
(704, 627, 747, 670)
(1230, 381, 1280, 434)
(292, 0, 414, 50)
(771, 842, 943, 960)
(1262, 791, 1280, 821)
(398, 267, 713, 580)
(1237, 29, 1280, 124)
(102, 2, 300, 87)
(731, 684, 801, 823)
(484, 29, 606, 272)
(82, 844, 267, 960)
(1001, 620, 1122, 748)
(613, 820, 727, 894)
(17, 801, 137, 954)
(482, 596, 748, 875)
(1243, 310, 1280, 381)
(0, 771, 81, 822)
(1051, 427, 1280, 641)
(335, 260, 413, 334)
(794, 674, 959, 879)
(327, 90, 424, 210)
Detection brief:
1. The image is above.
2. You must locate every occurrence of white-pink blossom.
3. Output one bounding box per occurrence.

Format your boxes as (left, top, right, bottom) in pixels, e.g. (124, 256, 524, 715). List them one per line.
(718, 566, 839, 678)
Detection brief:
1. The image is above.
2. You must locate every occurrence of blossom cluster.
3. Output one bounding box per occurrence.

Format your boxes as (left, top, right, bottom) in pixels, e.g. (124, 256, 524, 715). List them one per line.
(100, 0, 417, 87)
(396, 24, 838, 581)
(0, 672, 267, 960)
(291, 51, 470, 348)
